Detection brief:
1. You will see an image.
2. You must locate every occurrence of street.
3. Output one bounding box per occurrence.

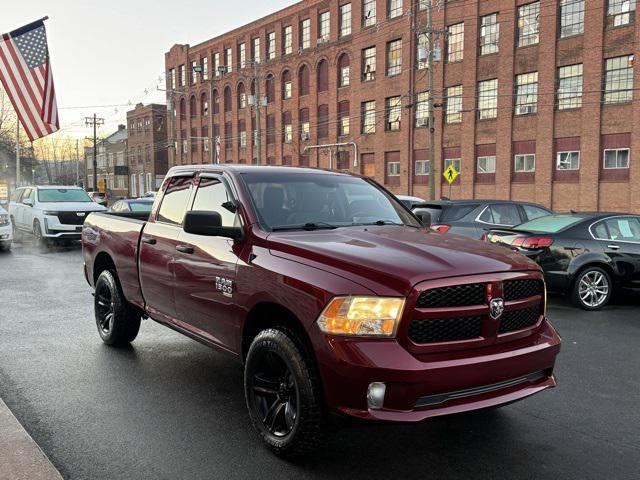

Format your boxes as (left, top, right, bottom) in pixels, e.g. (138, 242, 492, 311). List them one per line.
(0, 244, 639, 480)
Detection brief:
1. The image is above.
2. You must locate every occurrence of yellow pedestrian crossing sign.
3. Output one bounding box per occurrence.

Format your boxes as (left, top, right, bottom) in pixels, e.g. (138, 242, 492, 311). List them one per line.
(443, 164, 459, 184)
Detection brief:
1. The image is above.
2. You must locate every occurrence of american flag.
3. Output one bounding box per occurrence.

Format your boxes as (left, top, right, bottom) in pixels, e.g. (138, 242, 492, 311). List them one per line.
(0, 19, 59, 141)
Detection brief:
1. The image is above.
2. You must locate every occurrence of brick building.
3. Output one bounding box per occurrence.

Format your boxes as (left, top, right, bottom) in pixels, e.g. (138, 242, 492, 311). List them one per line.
(165, 0, 639, 213)
(85, 125, 129, 198)
(126, 103, 169, 196)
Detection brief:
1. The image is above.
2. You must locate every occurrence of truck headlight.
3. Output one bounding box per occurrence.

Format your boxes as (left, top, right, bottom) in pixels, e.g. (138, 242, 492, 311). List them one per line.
(0, 214, 8, 226)
(317, 296, 405, 337)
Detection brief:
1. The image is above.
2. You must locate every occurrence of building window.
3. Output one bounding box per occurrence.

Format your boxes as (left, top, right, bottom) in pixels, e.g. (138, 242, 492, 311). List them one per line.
(515, 72, 538, 115)
(266, 75, 275, 103)
(299, 65, 310, 96)
(224, 87, 232, 113)
(169, 68, 176, 89)
(300, 19, 311, 49)
(225, 48, 233, 73)
(361, 100, 376, 133)
(267, 32, 276, 60)
(557, 64, 583, 110)
(417, 33, 428, 69)
(191, 60, 197, 84)
(388, 0, 403, 19)
(317, 59, 329, 91)
(319, 11, 330, 40)
(266, 114, 275, 144)
(282, 70, 292, 99)
(477, 156, 496, 173)
(318, 104, 329, 138)
(283, 26, 293, 55)
(604, 148, 630, 169)
(338, 54, 350, 87)
(415, 160, 430, 175)
(179, 64, 186, 86)
(363, 0, 377, 27)
(252, 38, 261, 63)
(446, 85, 463, 123)
(415, 91, 429, 127)
(300, 108, 310, 139)
(362, 46, 376, 81)
(387, 161, 401, 176)
(182, 139, 188, 154)
(447, 23, 464, 62)
(514, 154, 536, 172)
(340, 3, 352, 37)
(385, 96, 402, 131)
(517, 2, 540, 47)
(477, 79, 498, 120)
(238, 83, 246, 109)
(386, 39, 402, 76)
(213, 53, 221, 77)
(607, 0, 636, 26)
(557, 151, 580, 170)
(338, 100, 350, 136)
(444, 158, 461, 173)
(480, 14, 499, 55)
(239, 126, 247, 148)
(201, 93, 209, 116)
(190, 95, 197, 117)
(560, 0, 585, 37)
(283, 113, 293, 144)
(604, 55, 634, 104)
(238, 43, 246, 69)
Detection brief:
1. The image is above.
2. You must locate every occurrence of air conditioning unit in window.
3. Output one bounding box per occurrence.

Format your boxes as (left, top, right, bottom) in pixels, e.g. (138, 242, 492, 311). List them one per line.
(416, 117, 429, 127)
(317, 36, 329, 45)
(516, 105, 535, 115)
(301, 132, 310, 141)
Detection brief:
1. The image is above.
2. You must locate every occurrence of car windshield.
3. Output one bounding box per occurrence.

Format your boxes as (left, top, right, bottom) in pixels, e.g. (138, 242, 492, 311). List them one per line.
(241, 171, 421, 231)
(129, 201, 153, 213)
(514, 214, 586, 233)
(38, 189, 92, 203)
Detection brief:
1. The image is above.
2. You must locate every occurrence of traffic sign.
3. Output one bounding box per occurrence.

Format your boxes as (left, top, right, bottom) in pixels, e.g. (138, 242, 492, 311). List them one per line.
(443, 164, 459, 184)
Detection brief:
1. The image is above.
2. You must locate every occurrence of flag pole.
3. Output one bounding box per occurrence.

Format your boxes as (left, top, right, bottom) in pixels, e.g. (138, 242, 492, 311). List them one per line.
(16, 122, 20, 186)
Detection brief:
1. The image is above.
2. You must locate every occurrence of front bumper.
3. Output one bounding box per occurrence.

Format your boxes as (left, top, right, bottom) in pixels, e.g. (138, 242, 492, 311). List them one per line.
(314, 320, 560, 422)
(0, 224, 12, 243)
(42, 216, 82, 239)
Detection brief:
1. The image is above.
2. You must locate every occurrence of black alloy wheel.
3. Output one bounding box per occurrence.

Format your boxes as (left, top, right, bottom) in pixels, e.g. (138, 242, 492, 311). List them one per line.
(93, 270, 141, 346)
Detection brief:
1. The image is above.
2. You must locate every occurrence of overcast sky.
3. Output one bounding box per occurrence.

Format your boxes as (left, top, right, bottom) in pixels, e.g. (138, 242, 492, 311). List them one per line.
(3, 0, 294, 137)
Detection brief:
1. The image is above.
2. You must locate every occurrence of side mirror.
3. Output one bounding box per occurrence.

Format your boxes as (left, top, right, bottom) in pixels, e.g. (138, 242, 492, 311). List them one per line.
(22, 198, 33, 207)
(415, 210, 431, 227)
(183, 210, 243, 240)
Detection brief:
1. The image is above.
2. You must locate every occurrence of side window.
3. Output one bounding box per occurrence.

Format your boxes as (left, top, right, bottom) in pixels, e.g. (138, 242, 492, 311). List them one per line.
(11, 189, 23, 202)
(523, 204, 549, 221)
(20, 188, 32, 203)
(604, 217, 640, 243)
(157, 176, 193, 225)
(191, 177, 237, 227)
(592, 221, 609, 240)
(29, 189, 36, 203)
(490, 204, 521, 226)
(478, 206, 493, 223)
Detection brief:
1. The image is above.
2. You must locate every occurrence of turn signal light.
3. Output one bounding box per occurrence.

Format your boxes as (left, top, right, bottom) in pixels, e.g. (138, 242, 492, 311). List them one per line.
(512, 236, 554, 249)
(317, 296, 405, 337)
(430, 224, 451, 233)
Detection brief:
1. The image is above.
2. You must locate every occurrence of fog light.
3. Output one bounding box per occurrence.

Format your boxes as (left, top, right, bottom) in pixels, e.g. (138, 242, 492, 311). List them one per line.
(367, 382, 386, 409)
(0, 234, 8, 239)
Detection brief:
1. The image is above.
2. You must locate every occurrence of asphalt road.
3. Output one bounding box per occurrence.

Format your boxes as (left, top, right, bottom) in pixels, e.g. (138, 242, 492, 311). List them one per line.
(1, 243, 639, 480)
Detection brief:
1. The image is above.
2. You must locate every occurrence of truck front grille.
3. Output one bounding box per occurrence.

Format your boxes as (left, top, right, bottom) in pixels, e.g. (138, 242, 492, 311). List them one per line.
(57, 212, 87, 225)
(408, 316, 482, 344)
(503, 279, 543, 301)
(498, 305, 541, 334)
(416, 283, 485, 308)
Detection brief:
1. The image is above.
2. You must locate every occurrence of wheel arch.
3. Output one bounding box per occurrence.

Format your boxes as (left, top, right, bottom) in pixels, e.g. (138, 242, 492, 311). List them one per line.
(569, 260, 616, 290)
(93, 251, 117, 285)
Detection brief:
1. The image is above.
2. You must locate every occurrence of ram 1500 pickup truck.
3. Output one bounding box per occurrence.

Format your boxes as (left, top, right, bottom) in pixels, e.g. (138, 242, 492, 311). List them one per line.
(82, 165, 561, 457)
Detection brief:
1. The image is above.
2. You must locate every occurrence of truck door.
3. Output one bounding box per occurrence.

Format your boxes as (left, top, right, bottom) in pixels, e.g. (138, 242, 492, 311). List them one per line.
(138, 174, 194, 323)
(173, 174, 241, 350)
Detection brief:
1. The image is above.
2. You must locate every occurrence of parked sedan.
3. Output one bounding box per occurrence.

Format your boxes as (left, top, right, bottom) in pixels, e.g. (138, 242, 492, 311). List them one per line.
(88, 192, 108, 207)
(486, 213, 640, 310)
(108, 198, 154, 217)
(396, 195, 426, 210)
(0, 205, 12, 251)
(412, 199, 552, 239)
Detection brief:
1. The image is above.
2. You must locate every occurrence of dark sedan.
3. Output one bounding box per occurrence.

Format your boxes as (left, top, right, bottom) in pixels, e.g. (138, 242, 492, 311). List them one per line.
(412, 199, 552, 239)
(486, 213, 640, 310)
(108, 198, 154, 218)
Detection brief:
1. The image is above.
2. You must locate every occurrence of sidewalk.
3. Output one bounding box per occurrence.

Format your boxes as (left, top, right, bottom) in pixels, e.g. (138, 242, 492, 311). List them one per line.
(0, 398, 63, 480)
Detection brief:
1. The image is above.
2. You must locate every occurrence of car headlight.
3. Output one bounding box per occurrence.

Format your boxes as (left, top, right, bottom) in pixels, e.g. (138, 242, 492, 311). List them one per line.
(0, 214, 8, 226)
(43, 211, 59, 216)
(317, 296, 405, 337)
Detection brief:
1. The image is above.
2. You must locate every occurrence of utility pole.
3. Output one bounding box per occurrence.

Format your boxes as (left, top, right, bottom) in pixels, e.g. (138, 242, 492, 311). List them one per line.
(254, 61, 262, 165)
(75, 139, 80, 185)
(426, 0, 437, 201)
(85, 114, 104, 191)
(15, 122, 20, 185)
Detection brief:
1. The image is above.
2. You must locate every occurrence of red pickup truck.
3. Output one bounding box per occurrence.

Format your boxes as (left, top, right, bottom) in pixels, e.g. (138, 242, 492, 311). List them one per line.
(82, 165, 560, 457)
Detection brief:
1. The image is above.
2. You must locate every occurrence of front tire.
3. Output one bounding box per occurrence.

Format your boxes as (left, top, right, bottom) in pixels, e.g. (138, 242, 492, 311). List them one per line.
(33, 220, 47, 250)
(94, 270, 141, 346)
(572, 266, 612, 310)
(244, 328, 325, 458)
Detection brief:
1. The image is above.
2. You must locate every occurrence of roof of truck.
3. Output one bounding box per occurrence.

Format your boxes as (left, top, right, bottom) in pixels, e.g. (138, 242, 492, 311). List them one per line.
(168, 164, 355, 176)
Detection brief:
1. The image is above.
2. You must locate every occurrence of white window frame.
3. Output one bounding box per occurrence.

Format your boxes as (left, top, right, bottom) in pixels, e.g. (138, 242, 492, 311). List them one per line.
(340, 3, 352, 37)
(560, 0, 585, 38)
(301, 19, 311, 49)
(415, 159, 430, 175)
(267, 32, 276, 60)
(319, 11, 330, 40)
(556, 150, 580, 170)
(517, 2, 540, 47)
(477, 79, 498, 120)
(362, 100, 376, 134)
(447, 23, 465, 62)
(477, 155, 496, 173)
(283, 26, 293, 55)
(389, 0, 403, 19)
(444, 158, 462, 173)
(480, 13, 499, 55)
(387, 161, 401, 176)
(363, 0, 377, 27)
(514, 153, 536, 172)
(603, 148, 630, 169)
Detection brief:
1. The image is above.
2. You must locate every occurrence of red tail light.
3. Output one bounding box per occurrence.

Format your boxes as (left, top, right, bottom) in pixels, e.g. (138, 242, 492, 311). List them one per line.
(512, 236, 554, 249)
(430, 224, 451, 233)
(480, 232, 488, 241)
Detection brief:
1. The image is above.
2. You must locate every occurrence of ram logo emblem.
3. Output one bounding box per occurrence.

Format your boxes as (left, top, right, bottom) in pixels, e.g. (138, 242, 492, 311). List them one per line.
(489, 298, 504, 320)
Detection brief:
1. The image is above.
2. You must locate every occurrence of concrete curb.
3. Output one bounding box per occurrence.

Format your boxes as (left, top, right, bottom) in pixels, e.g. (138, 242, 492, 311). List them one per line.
(0, 398, 64, 480)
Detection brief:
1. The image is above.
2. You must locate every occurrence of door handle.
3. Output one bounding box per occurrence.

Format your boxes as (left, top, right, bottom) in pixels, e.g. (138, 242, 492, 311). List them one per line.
(176, 245, 194, 254)
(607, 245, 620, 250)
(141, 237, 157, 245)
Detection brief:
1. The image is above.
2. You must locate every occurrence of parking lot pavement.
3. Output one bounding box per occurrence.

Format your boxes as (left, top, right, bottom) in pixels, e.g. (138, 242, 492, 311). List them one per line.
(0, 245, 639, 480)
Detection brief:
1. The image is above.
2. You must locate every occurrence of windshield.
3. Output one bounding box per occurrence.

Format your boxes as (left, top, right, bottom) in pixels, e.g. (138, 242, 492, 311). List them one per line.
(38, 189, 92, 203)
(241, 172, 421, 231)
(515, 214, 586, 233)
(129, 201, 153, 213)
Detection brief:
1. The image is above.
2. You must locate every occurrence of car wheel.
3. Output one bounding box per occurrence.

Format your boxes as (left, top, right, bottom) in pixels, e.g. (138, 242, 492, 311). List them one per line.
(10, 217, 21, 241)
(33, 220, 48, 250)
(572, 266, 612, 311)
(0, 242, 10, 252)
(244, 328, 325, 458)
(94, 270, 141, 346)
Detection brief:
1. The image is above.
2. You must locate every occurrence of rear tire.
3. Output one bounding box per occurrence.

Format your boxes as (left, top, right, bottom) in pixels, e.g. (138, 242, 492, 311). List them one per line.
(571, 266, 612, 311)
(244, 328, 325, 458)
(94, 270, 141, 346)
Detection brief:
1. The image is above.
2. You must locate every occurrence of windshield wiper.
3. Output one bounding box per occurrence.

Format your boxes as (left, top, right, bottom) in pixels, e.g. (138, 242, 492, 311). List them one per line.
(272, 222, 339, 232)
(356, 220, 414, 227)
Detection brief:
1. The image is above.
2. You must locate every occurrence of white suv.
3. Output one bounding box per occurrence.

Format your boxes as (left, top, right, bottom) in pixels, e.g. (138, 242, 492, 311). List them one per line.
(0, 205, 12, 251)
(8, 186, 106, 247)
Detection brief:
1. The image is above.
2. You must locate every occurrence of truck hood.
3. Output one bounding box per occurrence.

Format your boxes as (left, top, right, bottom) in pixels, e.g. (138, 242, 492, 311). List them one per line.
(267, 226, 539, 295)
(38, 202, 107, 212)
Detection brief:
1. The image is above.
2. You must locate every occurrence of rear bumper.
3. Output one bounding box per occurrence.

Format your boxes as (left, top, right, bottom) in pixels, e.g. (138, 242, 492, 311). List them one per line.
(314, 320, 560, 422)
